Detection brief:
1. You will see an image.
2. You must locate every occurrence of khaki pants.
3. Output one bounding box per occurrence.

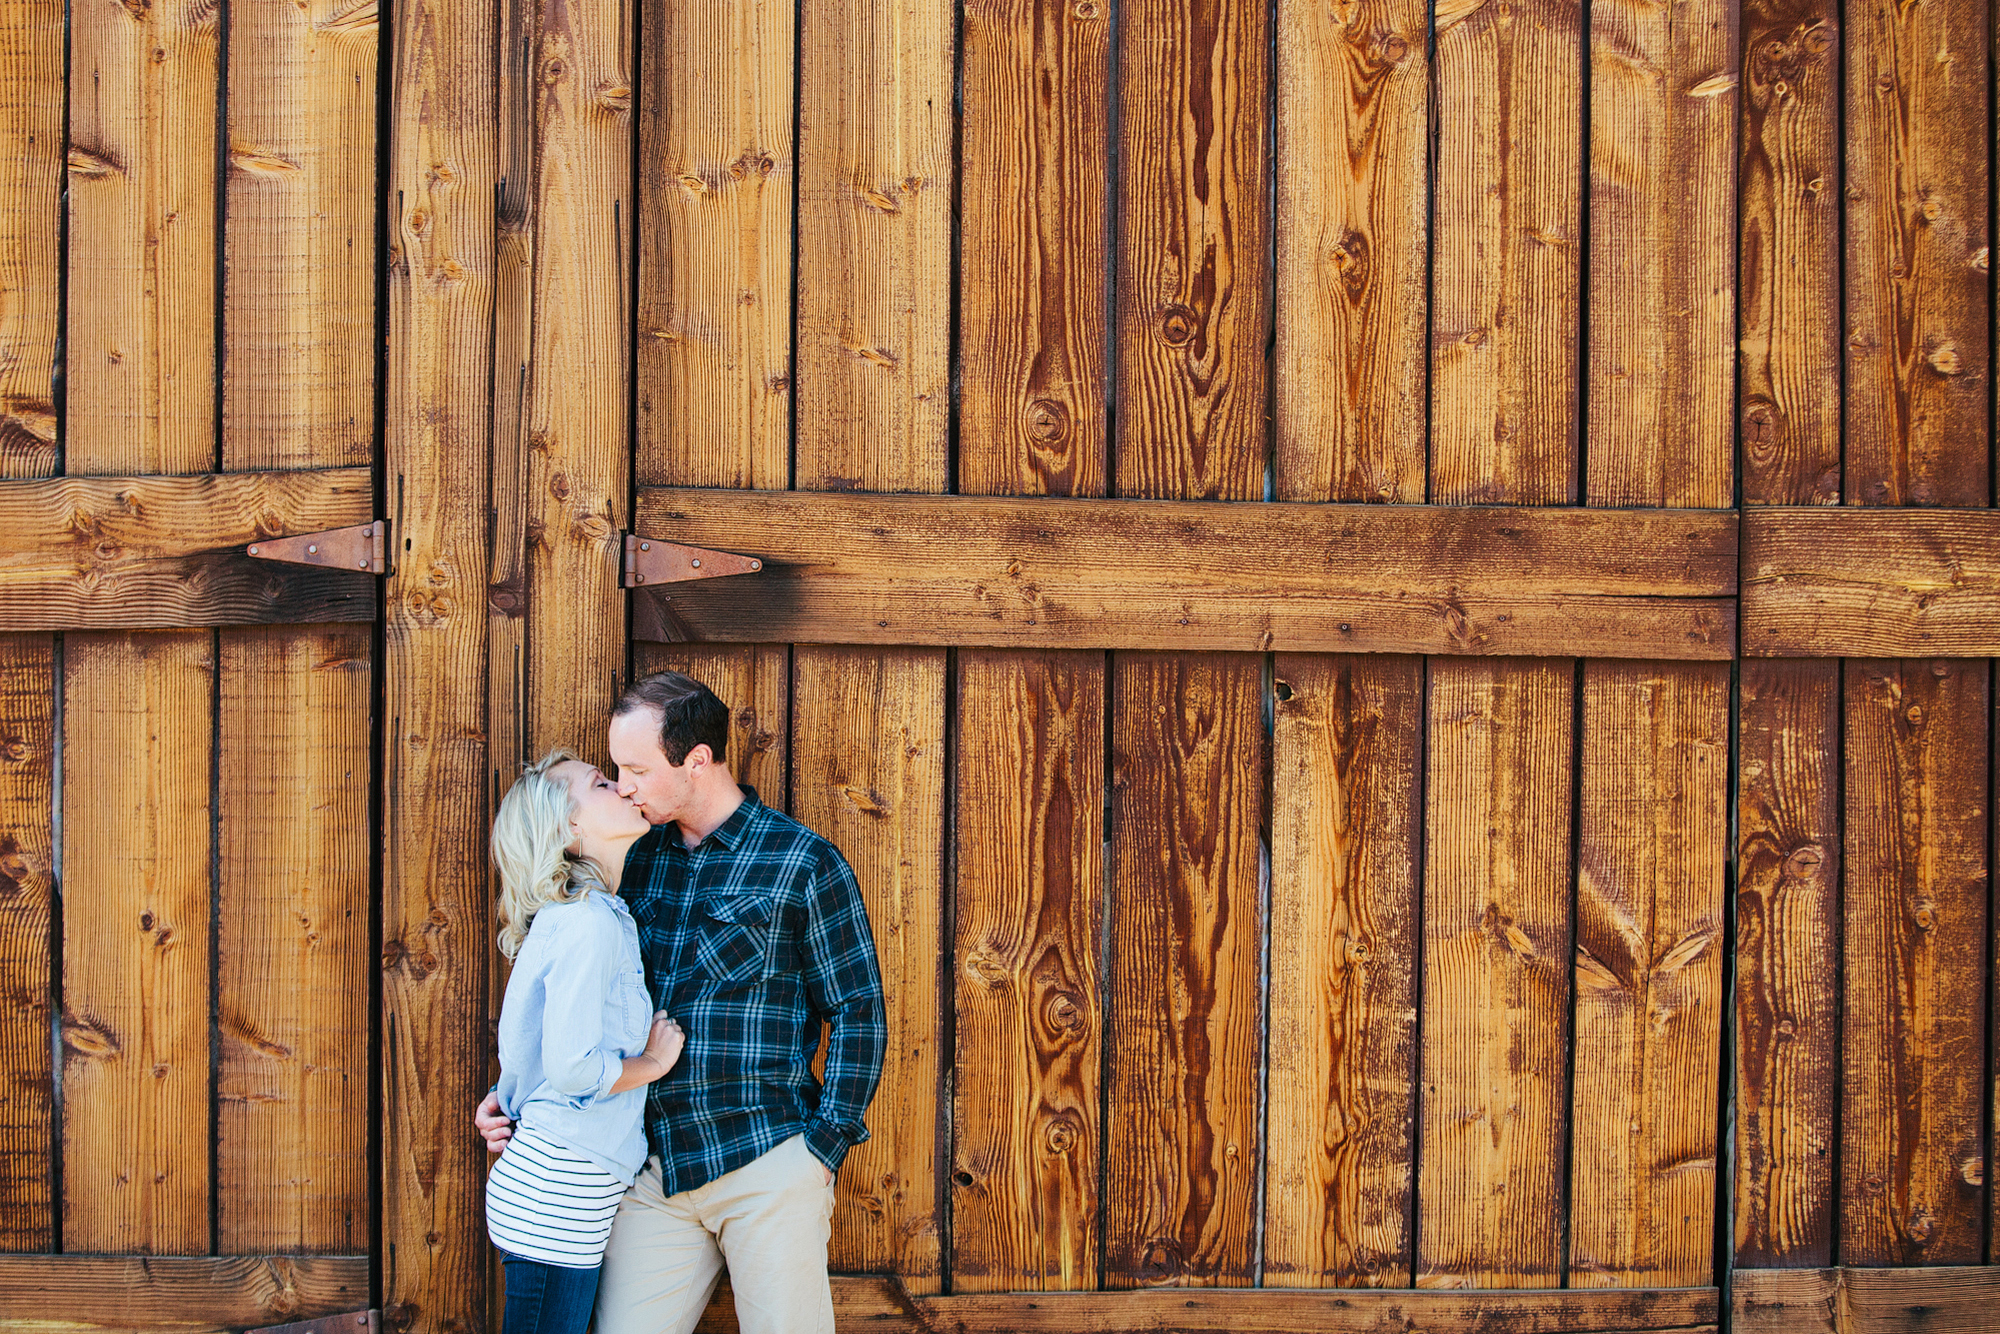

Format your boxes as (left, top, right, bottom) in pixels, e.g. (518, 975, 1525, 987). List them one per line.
(594, 1135, 835, 1334)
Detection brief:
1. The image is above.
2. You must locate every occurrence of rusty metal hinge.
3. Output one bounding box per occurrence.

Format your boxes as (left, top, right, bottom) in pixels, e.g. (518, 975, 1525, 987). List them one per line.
(247, 521, 388, 575)
(623, 533, 761, 588)
(248, 1311, 379, 1334)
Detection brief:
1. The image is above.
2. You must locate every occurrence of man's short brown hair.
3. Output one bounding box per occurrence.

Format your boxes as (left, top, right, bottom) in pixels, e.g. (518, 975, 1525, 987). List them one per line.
(613, 670, 729, 765)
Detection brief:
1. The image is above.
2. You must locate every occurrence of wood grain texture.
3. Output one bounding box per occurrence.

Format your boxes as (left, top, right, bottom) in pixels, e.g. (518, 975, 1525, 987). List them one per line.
(521, 0, 629, 765)
(0, 1253, 370, 1327)
(631, 643, 790, 807)
(636, 0, 793, 489)
(1743, 508, 2000, 657)
(1734, 1266, 2000, 1334)
(66, 0, 217, 476)
(1274, 0, 1428, 504)
(950, 649, 1104, 1291)
(0, 557, 377, 633)
(1115, 0, 1271, 501)
(631, 489, 1737, 658)
(1568, 662, 1729, 1286)
(1840, 660, 1990, 1264)
(791, 646, 945, 1289)
(60, 631, 214, 1253)
(216, 626, 371, 1253)
(0, 635, 52, 1250)
(1105, 652, 1265, 1287)
(956, 0, 1108, 500)
(1263, 655, 1421, 1287)
(383, 0, 496, 1318)
(1733, 660, 1839, 1266)
(1417, 658, 1575, 1288)
(0, 0, 62, 474)
(1738, 0, 1841, 505)
(1844, 0, 1991, 505)
(794, 0, 953, 494)
(1429, 0, 1582, 506)
(221, 0, 376, 472)
(1586, 0, 1735, 507)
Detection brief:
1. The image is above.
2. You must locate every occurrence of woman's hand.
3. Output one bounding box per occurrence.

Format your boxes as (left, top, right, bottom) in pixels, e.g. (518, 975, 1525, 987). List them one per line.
(645, 1012, 685, 1078)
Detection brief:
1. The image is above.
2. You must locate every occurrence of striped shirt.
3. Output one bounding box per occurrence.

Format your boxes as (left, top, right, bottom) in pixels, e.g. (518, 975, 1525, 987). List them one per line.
(621, 787, 887, 1197)
(485, 1125, 626, 1268)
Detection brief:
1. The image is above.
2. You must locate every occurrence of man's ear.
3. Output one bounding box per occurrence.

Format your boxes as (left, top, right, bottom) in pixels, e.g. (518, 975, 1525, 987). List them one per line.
(685, 742, 713, 771)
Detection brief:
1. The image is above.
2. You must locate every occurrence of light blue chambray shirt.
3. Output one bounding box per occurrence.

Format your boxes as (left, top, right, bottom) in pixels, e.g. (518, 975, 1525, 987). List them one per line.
(494, 890, 653, 1182)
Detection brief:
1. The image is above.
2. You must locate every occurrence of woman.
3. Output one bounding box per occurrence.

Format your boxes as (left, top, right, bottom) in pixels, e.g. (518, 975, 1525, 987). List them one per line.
(487, 747, 682, 1334)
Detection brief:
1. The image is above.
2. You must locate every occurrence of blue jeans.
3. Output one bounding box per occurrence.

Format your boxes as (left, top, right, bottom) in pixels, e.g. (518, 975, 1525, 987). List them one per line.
(500, 1252, 601, 1334)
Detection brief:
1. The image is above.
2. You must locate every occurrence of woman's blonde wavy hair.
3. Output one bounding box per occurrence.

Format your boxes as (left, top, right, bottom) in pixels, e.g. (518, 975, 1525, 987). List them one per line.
(491, 747, 611, 959)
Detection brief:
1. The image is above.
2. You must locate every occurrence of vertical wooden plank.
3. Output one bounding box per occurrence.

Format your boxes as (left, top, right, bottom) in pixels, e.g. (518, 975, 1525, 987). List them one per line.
(1734, 660, 1840, 1267)
(522, 0, 630, 764)
(790, 648, 945, 1287)
(632, 644, 790, 809)
(1114, 0, 1271, 501)
(1567, 662, 1729, 1286)
(1273, 0, 1429, 504)
(1263, 655, 1421, 1287)
(1429, 0, 1582, 506)
(950, 649, 1104, 1292)
(59, 631, 214, 1253)
(0, 0, 62, 474)
(1586, 0, 1736, 506)
(1417, 658, 1574, 1288)
(957, 0, 1109, 499)
(384, 0, 495, 1320)
(1106, 652, 1266, 1288)
(1841, 659, 1989, 1265)
(794, 0, 953, 496)
(215, 626, 371, 1254)
(66, 0, 218, 476)
(0, 636, 53, 1251)
(1844, 0, 1991, 505)
(636, 0, 793, 490)
(1739, 0, 1841, 505)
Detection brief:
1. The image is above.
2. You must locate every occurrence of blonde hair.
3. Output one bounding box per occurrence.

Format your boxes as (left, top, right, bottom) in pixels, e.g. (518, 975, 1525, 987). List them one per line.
(491, 748, 610, 959)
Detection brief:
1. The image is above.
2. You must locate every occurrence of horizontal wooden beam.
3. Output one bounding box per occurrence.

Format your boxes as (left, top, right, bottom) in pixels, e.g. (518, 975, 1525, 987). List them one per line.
(695, 1277, 1719, 1333)
(0, 467, 377, 630)
(1734, 1266, 2000, 1334)
(0, 1254, 369, 1329)
(634, 491, 1738, 659)
(1742, 508, 2000, 657)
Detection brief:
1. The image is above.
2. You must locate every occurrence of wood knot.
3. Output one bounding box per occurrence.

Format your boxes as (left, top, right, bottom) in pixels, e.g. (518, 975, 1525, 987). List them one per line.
(1024, 398, 1070, 443)
(1157, 304, 1197, 347)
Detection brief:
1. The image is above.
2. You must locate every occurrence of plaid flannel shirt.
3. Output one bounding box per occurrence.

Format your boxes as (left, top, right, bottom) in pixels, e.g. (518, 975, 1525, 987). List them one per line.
(620, 787, 886, 1196)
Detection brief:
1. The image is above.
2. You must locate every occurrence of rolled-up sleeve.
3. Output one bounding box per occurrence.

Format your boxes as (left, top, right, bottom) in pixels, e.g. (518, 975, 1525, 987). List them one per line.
(537, 906, 627, 1106)
(799, 849, 887, 1172)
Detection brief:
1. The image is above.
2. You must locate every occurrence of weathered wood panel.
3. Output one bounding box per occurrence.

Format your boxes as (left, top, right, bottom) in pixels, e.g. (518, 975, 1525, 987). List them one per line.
(1738, 0, 1841, 504)
(631, 644, 791, 808)
(0, 635, 52, 1250)
(1843, 0, 1990, 505)
(1273, 0, 1428, 503)
(1569, 662, 1729, 1286)
(957, 0, 1109, 500)
(60, 631, 214, 1253)
(0, 0, 61, 475)
(791, 647, 945, 1287)
(1841, 660, 1989, 1264)
(383, 0, 497, 1318)
(1114, 0, 1270, 501)
(1429, 0, 1581, 506)
(1586, 0, 1735, 506)
(1418, 658, 1575, 1287)
(1264, 655, 1421, 1287)
(1734, 1266, 2000, 1334)
(216, 626, 371, 1254)
(0, 1253, 371, 1327)
(1106, 652, 1265, 1287)
(637, 0, 793, 490)
(631, 490, 1737, 658)
(1743, 509, 2000, 657)
(1734, 660, 1840, 1266)
(0, 558, 377, 633)
(951, 649, 1104, 1291)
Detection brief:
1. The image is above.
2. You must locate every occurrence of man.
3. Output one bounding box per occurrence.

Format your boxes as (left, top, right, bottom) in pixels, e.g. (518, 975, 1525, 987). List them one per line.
(477, 670, 886, 1332)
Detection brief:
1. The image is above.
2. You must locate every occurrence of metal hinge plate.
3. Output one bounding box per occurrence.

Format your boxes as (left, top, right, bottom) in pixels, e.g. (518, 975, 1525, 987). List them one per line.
(247, 521, 387, 575)
(248, 1311, 379, 1334)
(623, 534, 761, 587)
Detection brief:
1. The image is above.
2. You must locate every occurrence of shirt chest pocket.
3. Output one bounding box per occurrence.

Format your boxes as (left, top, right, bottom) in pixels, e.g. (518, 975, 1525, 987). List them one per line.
(693, 895, 773, 983)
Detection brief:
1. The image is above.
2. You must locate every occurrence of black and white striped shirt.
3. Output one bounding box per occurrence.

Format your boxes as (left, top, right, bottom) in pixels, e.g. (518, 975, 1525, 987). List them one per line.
(485, 1125, 627, 1268)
